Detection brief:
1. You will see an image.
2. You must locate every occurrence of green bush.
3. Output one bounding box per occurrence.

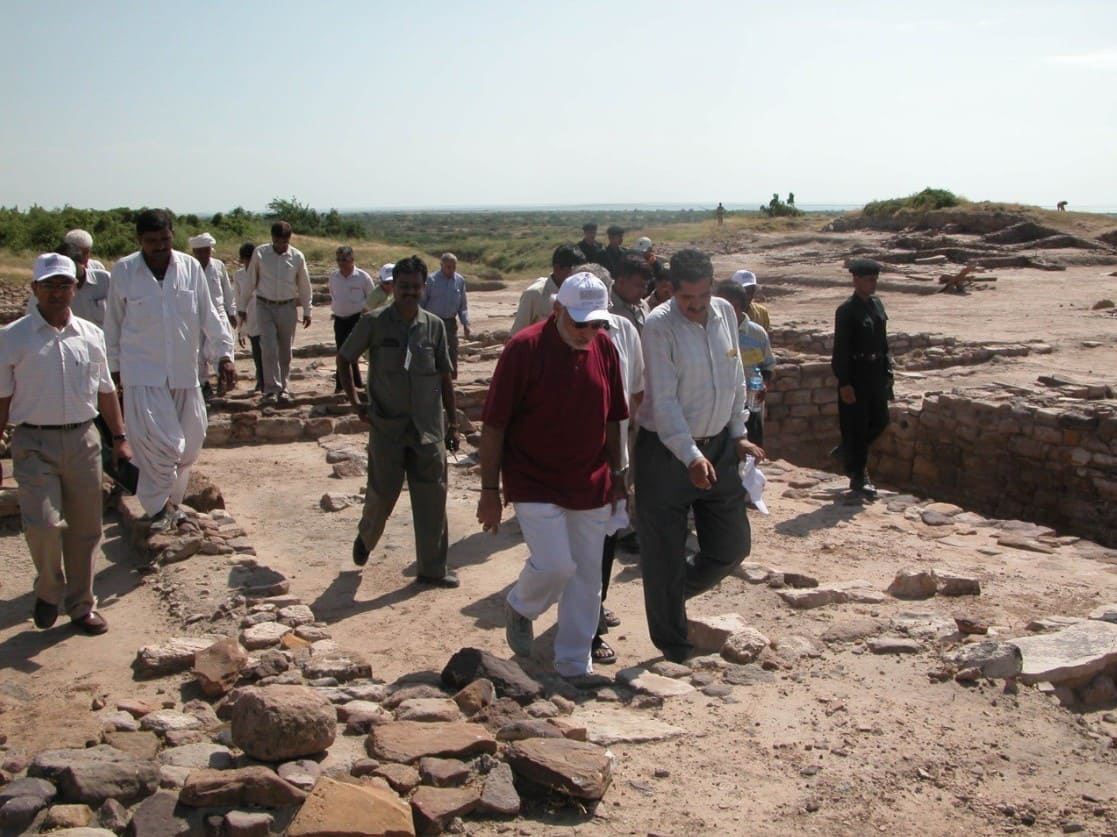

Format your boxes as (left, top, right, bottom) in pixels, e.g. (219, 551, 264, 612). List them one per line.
(863, 188, 961, 217)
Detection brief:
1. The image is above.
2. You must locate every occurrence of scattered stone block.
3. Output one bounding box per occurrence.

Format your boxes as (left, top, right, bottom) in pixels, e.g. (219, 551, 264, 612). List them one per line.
(947, 641, 1023, 680)
(139, 709, 202, 736)
(890, 611, 957, 640)
(411, 786, 480, 835)
(495, 720, 565, 742)
(231, 686, 337, 761)
(418, 757, 471, 787)
(505, 738, 613, 800)
(616, 667, 695, 698)
(395, 698, 462, 723)
(193, 637, 249, 697)
(278, 604, 315, 627)
(477, 762, 520, 816)
(302, 646, 372, 682)
(158, 743, 234, 770)
(780, 581, 884, 610)
(1088, 604, 1117, 624)
(574, 709, 686, 746)
(128, 790, 193, 836)
(687, 613, 751, 653)
(996, 535, 1055, 554)
(935, 571, 981, 597)
(368, 722, 497, 764)
(42, 803, 94, 830)
(0, 777, 57, 806)
(1010, 621, 1117, 685)
(241, 621, 292, 650)
(867, 636, 923, 654)
(224, 810, 273, 837)
(178, 766, 307, 808)
(319, 492, 361, 512)
(452, 678, 495, 715)
(771, 635, 824, 658)
(887, 568, 937, 599)
(134, 636, 224, 677)
(720, 628, 771, 664)
(98, 797, 130, 832)
(373, 763, 422, 794)
(0, 796, 47, 832)
(441, 648, 544, 705)
(102, 731, 160, 761)
(29, 745, 159, 805)
(277, 759, 322, 791)
(286, 777, 415, 837)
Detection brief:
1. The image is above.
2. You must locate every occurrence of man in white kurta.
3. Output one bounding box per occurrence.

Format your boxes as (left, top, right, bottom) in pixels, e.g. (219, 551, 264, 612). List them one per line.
(105, 210, 236, 530)
(190, 232, 237, 397)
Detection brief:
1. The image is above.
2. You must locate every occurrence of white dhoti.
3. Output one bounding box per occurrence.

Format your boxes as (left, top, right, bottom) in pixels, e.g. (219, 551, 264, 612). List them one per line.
(124, 385, 207, 516)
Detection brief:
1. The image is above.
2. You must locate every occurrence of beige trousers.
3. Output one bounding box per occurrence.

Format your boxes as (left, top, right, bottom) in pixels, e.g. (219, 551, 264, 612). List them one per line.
(12, 423, 103, 618)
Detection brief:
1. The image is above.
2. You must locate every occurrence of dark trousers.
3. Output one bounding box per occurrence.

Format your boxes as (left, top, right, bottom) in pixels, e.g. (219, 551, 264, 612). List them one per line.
(838, 379, 890, 477)
(249, 335, 263, 392)
(333, 313, 363, 390)
(441, 317, 459, 379)
(635, 427, 751, 662)
(594, 533, 618, 640)
(357, 428, 449, 578)
(745, 410, 764, 448)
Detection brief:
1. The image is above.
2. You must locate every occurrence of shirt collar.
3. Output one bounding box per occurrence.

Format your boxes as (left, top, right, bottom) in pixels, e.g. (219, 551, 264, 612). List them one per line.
(667, 297, 723, 327)
(28, 301, 76, 334)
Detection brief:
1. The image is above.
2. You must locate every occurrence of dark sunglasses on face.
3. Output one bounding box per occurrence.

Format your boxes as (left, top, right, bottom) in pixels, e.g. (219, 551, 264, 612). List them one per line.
(573, 320, 610, 331)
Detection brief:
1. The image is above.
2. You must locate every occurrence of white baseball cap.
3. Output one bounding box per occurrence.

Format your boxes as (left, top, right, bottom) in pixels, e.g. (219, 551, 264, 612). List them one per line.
(554, 272, 610, 323)
(634, 236, 653, 253)
(379, 263, 395, 283)
(33, 253, 77, 283)
(189, 232, 217, 249)
(731, 269, 757, 287)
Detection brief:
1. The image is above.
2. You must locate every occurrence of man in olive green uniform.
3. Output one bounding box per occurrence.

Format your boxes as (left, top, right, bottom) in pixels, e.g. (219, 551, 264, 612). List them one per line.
(831, 258, 893, 497)
(339, 256, 461, 587)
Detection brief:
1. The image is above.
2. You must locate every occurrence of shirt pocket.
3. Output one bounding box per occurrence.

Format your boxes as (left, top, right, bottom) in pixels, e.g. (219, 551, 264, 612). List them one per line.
(410, 341, 438, 376)
(348, 286, 366, 303)
(175, 289, 197, 318)
(70, 360, 102, 404)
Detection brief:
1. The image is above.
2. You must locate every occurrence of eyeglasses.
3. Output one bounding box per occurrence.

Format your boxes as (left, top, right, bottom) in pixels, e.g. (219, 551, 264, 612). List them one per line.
(37, 282, 76, 291)
(572, 320, 610, 331)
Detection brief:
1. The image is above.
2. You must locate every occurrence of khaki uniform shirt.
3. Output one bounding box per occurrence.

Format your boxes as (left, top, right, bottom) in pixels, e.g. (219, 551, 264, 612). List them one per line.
(339, 304, 451, 444)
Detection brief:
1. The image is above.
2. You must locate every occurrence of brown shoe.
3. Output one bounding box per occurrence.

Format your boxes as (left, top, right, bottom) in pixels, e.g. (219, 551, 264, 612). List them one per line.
(71, 611, 108, 635)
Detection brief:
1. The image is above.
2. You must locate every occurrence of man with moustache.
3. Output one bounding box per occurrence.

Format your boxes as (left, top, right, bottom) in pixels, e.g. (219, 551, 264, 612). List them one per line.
(635, 248, 765, 664)
(477, 272, 627, 677)
(105, 209, 236, 532)
(340, 256, 460, 587)
(0, 253, 131, 635)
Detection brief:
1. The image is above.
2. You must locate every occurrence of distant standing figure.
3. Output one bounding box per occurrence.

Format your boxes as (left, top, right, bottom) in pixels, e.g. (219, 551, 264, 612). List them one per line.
(578, 222, 607, 264)
(787, 192, 795, 205)
(715, 203, 726, 226)
(233, 242, 263, 392)
(328, 246, 375, 392)
(1057, 201, 1068, 211)
(421, 252, 471, 379)
(831, 258, 893, 497)
(601, 226, 627, 276)
(0, 253, 131, 636)
(247, 221, 312, 407)
(341, 256, 460, 587)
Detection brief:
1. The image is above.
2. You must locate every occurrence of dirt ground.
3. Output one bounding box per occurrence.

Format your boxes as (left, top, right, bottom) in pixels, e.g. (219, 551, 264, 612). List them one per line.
(2, 228, 1117, 835)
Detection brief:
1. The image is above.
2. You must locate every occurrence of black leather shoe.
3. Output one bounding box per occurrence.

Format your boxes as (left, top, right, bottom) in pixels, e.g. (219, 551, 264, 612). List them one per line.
(416, 571, 460, 588)
(33, 598, 58, 629)
(352, 534, 370, 566)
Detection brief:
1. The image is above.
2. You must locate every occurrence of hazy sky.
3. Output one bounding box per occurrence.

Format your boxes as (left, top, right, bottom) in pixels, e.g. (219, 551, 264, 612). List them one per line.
(2, 0, 1115, 213)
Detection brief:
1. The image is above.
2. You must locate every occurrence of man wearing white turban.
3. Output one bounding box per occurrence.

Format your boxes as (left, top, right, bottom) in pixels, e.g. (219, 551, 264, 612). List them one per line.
(189, 232, 237, 399)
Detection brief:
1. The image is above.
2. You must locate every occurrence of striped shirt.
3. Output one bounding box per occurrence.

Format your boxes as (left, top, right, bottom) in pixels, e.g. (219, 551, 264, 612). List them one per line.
(638, 296, 747, 466)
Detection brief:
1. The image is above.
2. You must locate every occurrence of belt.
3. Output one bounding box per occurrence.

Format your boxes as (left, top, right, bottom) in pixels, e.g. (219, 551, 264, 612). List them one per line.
(693, 427, 729, 447)
(256, 296, 296, 306)
(851, 352, 884, 361)
(19, 419, 93, 431)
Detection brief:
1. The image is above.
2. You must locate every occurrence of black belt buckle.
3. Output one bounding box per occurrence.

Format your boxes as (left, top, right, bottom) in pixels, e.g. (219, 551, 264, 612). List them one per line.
(20, 419, 92, 431)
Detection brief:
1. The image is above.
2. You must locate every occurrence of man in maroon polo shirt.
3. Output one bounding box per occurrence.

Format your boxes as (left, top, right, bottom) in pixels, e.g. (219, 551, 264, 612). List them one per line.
(477, 272, 627, 677)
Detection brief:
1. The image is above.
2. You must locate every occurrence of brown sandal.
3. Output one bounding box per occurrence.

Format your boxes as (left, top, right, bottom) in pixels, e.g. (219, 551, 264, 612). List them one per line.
(591, 638, 617, 664)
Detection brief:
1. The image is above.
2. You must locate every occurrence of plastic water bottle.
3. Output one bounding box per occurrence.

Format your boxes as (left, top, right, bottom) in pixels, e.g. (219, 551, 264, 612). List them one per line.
(747, 367, 764, 412)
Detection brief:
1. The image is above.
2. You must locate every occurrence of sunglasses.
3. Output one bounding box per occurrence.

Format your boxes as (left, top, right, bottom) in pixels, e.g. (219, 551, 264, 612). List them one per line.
(572, 320, 610, 331)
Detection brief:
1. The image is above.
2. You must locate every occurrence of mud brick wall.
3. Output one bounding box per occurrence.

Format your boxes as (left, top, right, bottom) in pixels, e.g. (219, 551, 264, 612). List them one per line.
(870, 394, 1117, 547)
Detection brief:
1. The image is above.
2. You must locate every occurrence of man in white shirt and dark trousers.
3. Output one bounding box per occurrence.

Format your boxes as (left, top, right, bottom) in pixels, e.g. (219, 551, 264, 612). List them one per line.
(105, 210, 236, 533)
(421, 253, 471, 379)
(328, 245, 375, 392)
(635, 248, 765, 663)
(0, 253, 131, 635)
(247, 221, 312, 406)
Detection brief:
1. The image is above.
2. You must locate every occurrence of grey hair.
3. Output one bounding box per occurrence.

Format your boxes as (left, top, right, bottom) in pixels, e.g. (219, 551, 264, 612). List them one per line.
(440, 252, 458, 263)
(64, 229, 93, 249)
(579, 262, 614, 292)
(335, 245, 354, 259)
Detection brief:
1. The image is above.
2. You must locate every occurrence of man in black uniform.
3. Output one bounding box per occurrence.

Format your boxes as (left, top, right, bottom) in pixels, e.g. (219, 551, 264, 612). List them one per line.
(578, 223, 607, 265)
(831, 258, 893, 497)
(601, 226, 627, 275)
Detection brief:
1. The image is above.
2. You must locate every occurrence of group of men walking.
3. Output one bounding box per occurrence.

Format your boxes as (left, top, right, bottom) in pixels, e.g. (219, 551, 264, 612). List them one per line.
(2, 216, 892, 668)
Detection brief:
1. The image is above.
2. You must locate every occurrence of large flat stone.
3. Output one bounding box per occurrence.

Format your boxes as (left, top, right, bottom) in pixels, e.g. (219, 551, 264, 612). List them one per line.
(286, 776, 415, 836)
(29, 745, 159, 805)
(441, 648, 544, 705)
(367, 722, 497, 764)
(686, 613, 750, 653)
(178, 766, 307, 808)
(574, 708, 687, 745)
(133, 636, 225, 677)
(779, 581, 884, 609)
(410, 786, 480, 835)
(505, 738, 613, 800)
(1010, 621, 1117, 686)
(616, 667, 695, 698)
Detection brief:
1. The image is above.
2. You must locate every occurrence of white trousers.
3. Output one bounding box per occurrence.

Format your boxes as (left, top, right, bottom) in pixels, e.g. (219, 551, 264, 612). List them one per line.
(125, 385, 207, 516)
(508, 502, 609, 677)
